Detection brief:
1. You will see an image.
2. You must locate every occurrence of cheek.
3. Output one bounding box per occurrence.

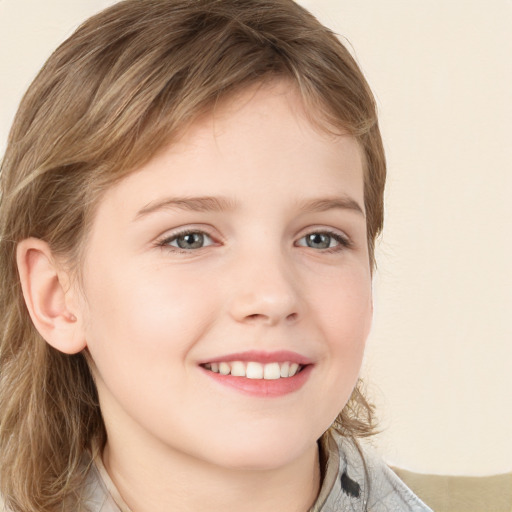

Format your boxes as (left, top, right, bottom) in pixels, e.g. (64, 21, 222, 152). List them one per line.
(308, 266, 372, 388)
(81, 261, 219, 382)
(312, 264, 372, 342)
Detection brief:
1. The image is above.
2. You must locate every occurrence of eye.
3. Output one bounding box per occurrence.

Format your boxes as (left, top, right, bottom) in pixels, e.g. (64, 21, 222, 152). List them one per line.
(296, 231, 349, 251)
(159, 230, 215, 250)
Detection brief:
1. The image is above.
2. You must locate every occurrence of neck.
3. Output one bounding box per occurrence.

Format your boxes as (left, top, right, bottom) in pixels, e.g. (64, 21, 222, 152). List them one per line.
(102, 434, 321, 512)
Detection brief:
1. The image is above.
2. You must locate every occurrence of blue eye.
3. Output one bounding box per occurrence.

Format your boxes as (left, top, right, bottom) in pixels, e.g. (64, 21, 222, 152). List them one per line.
(161, 231, 214, 250)
(158, 229, 349, 253)
(297, 231, 349, 251)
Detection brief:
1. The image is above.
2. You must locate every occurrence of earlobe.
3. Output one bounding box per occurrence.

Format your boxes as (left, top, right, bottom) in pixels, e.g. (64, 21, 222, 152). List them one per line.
(16, 238, 86, 354)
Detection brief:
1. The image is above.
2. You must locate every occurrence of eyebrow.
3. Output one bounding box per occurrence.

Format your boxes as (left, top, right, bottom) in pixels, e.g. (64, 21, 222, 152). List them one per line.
(135, 196, 237, 220)
(134, 194, 364, 220)
(295, 197, 365, 216)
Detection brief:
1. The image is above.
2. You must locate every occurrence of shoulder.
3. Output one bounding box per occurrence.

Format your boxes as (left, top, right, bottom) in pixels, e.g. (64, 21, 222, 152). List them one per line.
(77, 453, 123, 512)
(0, 457, 120, 512)
(313, 430, 433, 512)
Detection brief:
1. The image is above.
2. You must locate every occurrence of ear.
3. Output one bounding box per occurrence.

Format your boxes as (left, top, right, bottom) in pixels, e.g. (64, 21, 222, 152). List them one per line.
(16, 238, 86, 354)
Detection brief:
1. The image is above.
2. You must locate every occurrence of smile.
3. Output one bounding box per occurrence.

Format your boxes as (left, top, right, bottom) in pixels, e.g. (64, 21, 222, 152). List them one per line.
(202, 361, 303, 379)
(199, 351, 313, 397)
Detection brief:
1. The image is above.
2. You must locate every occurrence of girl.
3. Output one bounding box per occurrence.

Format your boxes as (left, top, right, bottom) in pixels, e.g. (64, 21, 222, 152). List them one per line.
(0, 1, 432, 511)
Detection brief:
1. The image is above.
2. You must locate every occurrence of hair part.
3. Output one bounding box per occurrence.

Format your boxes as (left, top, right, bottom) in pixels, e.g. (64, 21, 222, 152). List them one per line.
(0, 1, 385, 510)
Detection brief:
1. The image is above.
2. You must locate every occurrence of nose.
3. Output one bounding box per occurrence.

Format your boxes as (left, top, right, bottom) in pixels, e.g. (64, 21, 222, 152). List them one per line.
(228, 251, 301, 326)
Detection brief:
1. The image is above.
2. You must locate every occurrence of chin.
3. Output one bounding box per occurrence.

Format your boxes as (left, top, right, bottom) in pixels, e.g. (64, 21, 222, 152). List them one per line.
(217, 449, 303, 471)
(203, 429, 318, 471)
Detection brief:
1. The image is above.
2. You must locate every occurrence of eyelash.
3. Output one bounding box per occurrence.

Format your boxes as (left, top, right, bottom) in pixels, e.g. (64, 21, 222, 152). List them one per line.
(155, 228, 352, 254)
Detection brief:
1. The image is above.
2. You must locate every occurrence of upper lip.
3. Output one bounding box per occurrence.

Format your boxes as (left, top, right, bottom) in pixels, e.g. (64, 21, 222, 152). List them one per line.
(198, 350, 313, 366)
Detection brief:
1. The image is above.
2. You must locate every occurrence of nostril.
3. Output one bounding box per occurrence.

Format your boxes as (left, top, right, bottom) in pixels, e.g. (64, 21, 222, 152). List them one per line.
(230, 290, 300, 325)
(243, 312, 298, 325)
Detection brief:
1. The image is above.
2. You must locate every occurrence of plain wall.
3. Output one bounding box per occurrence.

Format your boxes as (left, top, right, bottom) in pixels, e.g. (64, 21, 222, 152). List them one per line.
(1, 0, 511, 477)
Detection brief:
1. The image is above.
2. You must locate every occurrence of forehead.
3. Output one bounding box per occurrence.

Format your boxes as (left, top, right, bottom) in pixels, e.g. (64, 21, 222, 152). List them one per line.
(94, 81, 364, 221)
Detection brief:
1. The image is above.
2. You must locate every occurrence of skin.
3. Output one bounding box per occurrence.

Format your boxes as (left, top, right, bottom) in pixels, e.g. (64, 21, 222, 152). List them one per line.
(19, 81, 373, 512)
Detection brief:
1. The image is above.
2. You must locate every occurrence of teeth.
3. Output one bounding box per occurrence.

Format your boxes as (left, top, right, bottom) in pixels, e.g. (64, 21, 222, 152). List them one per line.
(246, 362, 264, 379)
(230, 361, 245, 377)
(263, 362, 281, 380)
(203, 361, 304, 379)
(219, 362, 230, 375)
(289, 363, 299, 377)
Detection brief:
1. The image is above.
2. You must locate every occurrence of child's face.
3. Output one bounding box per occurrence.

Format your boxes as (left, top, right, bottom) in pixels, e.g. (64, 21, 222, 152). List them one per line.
(77, 82, 372, 470)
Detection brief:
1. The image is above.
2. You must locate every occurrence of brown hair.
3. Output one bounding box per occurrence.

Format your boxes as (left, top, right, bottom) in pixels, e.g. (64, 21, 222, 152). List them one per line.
(0, 1, 385, 510)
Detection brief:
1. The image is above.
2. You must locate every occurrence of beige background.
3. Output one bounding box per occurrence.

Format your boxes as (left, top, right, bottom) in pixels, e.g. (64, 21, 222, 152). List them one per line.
(1, 0, 511, 477)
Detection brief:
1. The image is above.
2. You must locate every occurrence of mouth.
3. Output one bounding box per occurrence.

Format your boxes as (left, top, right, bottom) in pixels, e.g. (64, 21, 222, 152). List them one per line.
(198, 351, 313, 397)
(201, 361, 305, 380)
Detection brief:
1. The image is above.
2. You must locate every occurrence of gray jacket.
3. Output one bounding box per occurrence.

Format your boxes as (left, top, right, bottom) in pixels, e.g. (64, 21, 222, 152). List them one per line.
(79, 431, 432, 512)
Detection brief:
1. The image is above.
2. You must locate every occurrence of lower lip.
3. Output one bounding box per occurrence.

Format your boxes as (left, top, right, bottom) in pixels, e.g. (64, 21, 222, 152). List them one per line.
(200, 364, 313, 397)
